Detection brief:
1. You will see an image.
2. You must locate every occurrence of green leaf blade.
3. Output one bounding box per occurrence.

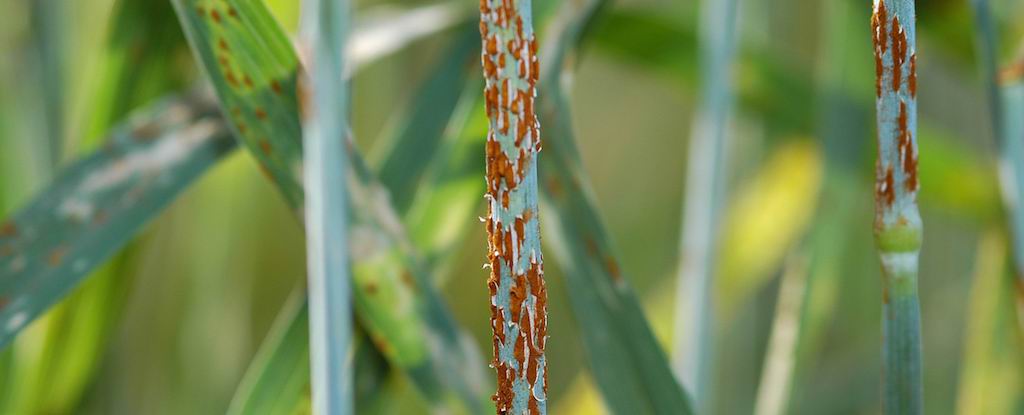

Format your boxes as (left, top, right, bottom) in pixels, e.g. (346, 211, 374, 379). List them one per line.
(0, 96, 236, 349)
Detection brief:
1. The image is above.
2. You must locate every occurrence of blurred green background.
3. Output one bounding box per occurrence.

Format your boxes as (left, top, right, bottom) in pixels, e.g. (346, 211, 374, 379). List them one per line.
(0, 0, 1022, 413)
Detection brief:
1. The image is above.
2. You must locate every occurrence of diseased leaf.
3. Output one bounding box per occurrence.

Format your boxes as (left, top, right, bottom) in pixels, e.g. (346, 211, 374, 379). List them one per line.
(172, 1, 492, 412)
(0, 95, 236, 348)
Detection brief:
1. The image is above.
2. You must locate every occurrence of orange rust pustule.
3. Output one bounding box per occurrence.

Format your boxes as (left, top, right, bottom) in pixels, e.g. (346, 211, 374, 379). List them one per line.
(270, 80, 283, 95)
(211, 9, 222, 24)
(871, 2, 888, 97)
(896, 101, 918, 192)
(891, 17, 908, 93)
(259, 139, 272, 155)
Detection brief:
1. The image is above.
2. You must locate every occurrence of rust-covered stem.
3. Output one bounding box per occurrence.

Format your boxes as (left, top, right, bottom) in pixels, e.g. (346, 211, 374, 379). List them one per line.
(871, 0, 923, 413)
(479, 0, 547, 413)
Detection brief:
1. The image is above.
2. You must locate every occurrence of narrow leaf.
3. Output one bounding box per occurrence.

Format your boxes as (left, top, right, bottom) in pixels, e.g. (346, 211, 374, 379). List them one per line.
(227, 293, 311, 415)
(0, 95, 235, 348)
(299, 0, 354, 412)
(536, 0, 693, 413)
(172, 1, 491, 411)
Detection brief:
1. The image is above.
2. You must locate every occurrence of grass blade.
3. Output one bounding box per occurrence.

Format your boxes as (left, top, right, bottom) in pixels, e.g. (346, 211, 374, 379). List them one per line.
(478, 0, 550, 410)
(29, 0, 66, 167)
(227, 292, 311, 415)
(373, 25, 480, 213)
(870, 1, 923, 413)
(753, 253, 808, 415)
(971, 0, 1024, 338)
(0, 95, 235, 348)
(403, 80, 486, 271)
(954, 230, 1024, 414)
(1002, 71, 1024, 336)
(535, 0, 693, 413)
(172, 1, 491, 411)
(299, 0, 354, 412)
(670, 0, 738, 407)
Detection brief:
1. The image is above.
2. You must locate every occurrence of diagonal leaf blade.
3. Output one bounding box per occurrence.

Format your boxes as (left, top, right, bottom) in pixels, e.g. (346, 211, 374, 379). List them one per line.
(172, 1, 492, 412)
(0, 95, 235, 349)
(535, 0, 693, 413)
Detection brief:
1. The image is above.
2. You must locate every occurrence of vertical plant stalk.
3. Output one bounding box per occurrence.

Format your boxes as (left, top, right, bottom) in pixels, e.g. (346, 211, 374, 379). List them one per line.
(479, 0, 548, 412)
(299, 0, 353, 413)
(870, 1, 923, 413)
(671, 0, 738, 408)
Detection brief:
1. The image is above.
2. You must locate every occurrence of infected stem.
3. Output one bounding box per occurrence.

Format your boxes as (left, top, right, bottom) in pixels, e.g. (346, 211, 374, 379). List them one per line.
(479, 0, 548, 413)
(871, 1, 923, 413)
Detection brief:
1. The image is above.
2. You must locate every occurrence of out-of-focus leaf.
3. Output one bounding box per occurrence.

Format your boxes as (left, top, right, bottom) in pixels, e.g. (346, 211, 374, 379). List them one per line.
(403, 82, 486, 272)
(29, 0, 65, 167)
(537, 0, 693, 413)
(5, 2, 195, 412)
(671, 0, 738, 405)
(717, 141, 823, 317)
(227, 293, 310, 415)
(372, 25, 479, 213)
(350, 3, 470, 70)
(172, 1, 491, 412)
(954, 230, 1023, 414)
(74, 0, 192, 150)
(0, 95, 235, 349)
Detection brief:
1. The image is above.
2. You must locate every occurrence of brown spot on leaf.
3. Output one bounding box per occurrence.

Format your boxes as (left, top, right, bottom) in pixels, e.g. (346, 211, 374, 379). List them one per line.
(93, 209, 109, 226)
(48, 246, 67, 267)
(607, 257, 621, 282)
(0, 222, 16, 238)
(132, 122, 161, 141)
(259, 139, 272, 155)
(400, 270, 418, 291)
(271, 80, 283, 95)
(211, 9, 222, 23)
(254, 108, 267, 120)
